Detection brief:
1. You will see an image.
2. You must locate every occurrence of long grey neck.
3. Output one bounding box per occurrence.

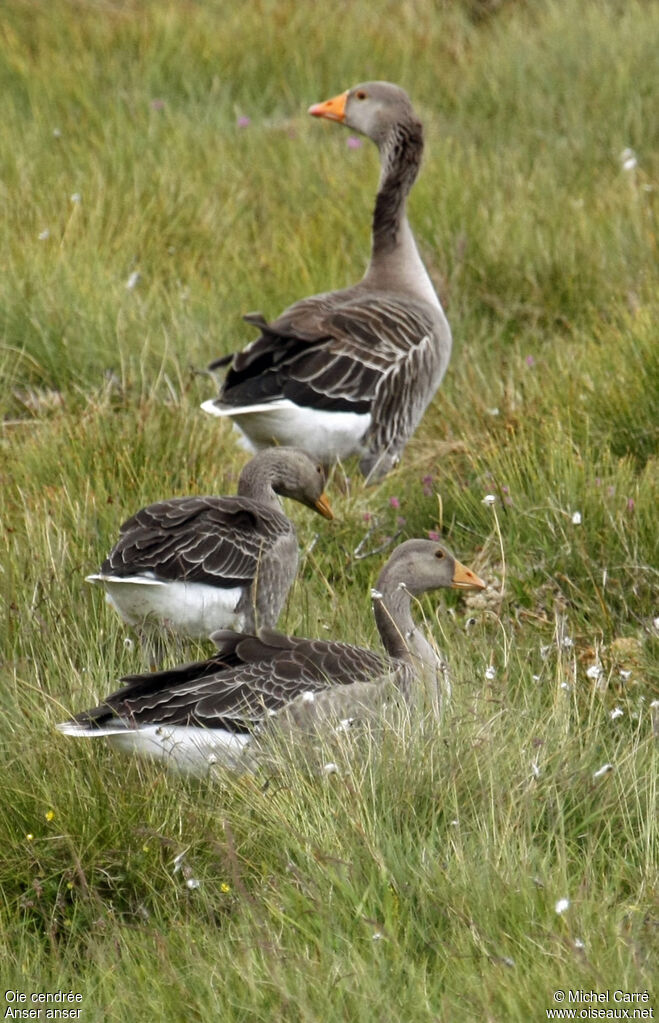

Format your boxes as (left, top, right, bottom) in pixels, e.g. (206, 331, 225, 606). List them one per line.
(236, 459, 282, 511)
(373, 568, 441, 677)
(361, 120, 440, 309)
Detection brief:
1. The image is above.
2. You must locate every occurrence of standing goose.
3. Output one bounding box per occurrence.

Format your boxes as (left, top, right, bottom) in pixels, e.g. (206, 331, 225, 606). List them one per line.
(59, 540, 485, 773)
(201, 82, 451, 482)
(86, 448, 333, 665)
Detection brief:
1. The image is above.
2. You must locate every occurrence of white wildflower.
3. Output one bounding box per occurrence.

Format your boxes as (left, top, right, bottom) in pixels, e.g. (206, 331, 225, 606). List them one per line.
(487, 407, 500, 416)
(555, 897, 570, 915)
(532, 674, 541, 682)
(574, 938, 586, 951)
(70, 192, 81, 203)
(586, 664, 602, 681)
(125, 270, 141, 290)
(185, 878, 200, 890)
(38, 229, 50, 241)
(561, 636, 574, 649)
(123, 637, 134, 651)
(323, 762, 339, 775)
(372, 932, 384, 941)
(172, 851, 186, 874)
(593, 763, 613, 780)
(619, 669, 632, 681)
(482, 494, 496, 506)
(571, 511, 582, 525)
(540, 644, 552, 659)
(484, 665, 496, 681)
(620, 147, 637, 171)
(531, 761, 540, 779)
(610, 707, 624, 721)
(560, 682, 571, 691)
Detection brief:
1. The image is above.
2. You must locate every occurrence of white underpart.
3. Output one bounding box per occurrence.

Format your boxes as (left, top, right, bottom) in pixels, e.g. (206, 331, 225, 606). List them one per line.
(87, 574, 244, 638)
(57, 720, 251, 775)
(200, 398, 371, 463)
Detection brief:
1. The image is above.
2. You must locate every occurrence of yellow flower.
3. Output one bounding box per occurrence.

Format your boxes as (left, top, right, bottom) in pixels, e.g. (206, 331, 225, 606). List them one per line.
(26, 834, 34, 842)
(220, 883, 231, 894)
(45, 810, 55, 822)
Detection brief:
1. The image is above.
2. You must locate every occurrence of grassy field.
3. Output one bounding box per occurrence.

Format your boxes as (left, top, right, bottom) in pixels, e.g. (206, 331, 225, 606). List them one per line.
(1, 0, 657, 1019)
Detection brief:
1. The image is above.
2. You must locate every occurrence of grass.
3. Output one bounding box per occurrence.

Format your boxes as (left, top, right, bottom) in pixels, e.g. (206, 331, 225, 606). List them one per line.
(1, 0, 657, 1019)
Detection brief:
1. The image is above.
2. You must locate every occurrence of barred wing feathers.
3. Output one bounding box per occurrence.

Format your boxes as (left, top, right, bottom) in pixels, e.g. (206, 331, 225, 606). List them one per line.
(100, 497, 291, 589)
(70, 629, 392, 734)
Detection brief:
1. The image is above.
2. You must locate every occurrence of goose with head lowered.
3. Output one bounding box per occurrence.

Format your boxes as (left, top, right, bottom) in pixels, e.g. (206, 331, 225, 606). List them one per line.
(201, 82, 451, 482)
(59, 540, 484, 773)
(86, 448, 333, 666)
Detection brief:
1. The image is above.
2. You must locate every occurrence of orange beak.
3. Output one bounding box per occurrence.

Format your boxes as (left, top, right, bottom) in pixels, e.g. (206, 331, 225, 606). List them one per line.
(308, 90, 348, 123)
(314, 493, 334, 520)
(451, 559, 486, 591)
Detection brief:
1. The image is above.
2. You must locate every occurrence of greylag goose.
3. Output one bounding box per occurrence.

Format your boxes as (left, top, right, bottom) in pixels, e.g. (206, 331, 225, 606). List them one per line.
(201, 82, 451, 482)
(59, 540, 485, 773)
(86, 447, 333, 665)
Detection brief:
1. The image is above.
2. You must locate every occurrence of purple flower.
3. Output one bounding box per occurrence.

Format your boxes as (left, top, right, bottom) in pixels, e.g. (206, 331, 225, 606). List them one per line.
(363, 512, 372, 523)
(150, 99, 165, 111)
(421, 474, 434, 497)
(525, 355, 535, 367)
(627, 498, 635, 511)
(389, 496, 400, 510)
(428, 530, 440, 541)
(347, 136, 362, 149)
(237, 115, 251, 129)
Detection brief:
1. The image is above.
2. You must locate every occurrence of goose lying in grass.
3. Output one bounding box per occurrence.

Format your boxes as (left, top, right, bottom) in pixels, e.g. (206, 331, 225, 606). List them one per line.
(202, 81, 452, 482)
(59, 540, 485, 773)
(86, 448, 333, 665)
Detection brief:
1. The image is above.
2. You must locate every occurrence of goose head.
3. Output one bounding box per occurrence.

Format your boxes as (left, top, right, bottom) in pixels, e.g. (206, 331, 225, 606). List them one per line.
(241, 447, 334, 519)
(309, 81, 417, 147)
(377, 538, 486, 598)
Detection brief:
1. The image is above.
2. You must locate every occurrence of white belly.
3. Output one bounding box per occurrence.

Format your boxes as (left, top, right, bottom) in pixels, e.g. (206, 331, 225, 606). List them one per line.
(200, 398, 371, 463)
(87, 574, 245, 638)
(106, 724, 251, 774)
(57, 718, 252, 775)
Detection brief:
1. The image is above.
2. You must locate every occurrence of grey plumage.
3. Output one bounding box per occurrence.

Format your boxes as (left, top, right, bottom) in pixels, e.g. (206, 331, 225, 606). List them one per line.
(202, 82, 452, 482)
(86, 447, 333, 661)
(60, 540, 486, 772)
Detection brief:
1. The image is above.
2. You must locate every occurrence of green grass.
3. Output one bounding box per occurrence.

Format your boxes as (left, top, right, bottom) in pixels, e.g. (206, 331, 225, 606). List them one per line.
(1, 1, 657, 1019)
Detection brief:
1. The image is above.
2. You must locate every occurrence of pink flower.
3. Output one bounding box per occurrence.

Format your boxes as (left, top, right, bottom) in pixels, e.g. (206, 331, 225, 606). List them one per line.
(389, 496, 400, 510)
(428, 530, 440, 541)
(363, 512, 372, 523)
(237, 116, 251, 129)
(421, 474, 434, 497)
(627, 498, 635, 511)
(525, 354, 535, 367)
(347, 136, 362, 149)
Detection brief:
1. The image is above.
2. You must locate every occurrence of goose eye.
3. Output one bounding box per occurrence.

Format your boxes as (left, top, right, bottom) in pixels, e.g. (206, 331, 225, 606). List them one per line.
(355, 90, 367, 100)
(434, 549, 445, 560)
